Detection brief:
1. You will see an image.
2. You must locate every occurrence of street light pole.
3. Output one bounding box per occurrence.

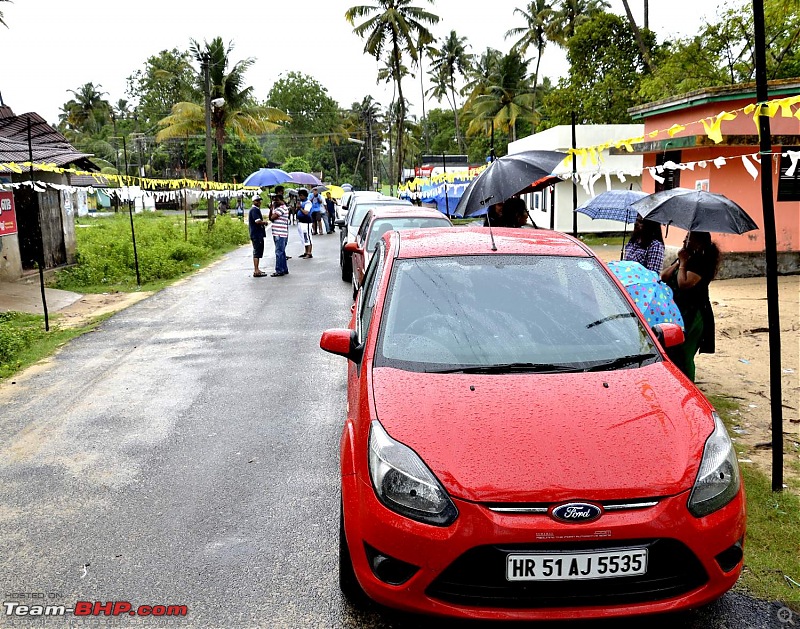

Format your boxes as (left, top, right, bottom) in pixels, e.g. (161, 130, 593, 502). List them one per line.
(202, 54, 215, 224)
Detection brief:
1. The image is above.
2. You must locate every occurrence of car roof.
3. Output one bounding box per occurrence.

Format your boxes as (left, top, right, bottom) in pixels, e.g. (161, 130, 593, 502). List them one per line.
(353, 196, 408, 206)
(367, 206, 449, 220)
(388, 226, 594, 259)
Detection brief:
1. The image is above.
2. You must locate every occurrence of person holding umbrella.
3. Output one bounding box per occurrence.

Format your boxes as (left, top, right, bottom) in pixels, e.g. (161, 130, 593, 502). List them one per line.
(661, 231, 721, 382)
(269, 194, 290, 277)
(623, 217, 665, 273)
(296, 189, 314, 259)
(248, 195, 268, 277)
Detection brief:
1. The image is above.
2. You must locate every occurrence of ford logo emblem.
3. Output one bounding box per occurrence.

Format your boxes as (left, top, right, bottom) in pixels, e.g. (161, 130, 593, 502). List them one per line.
(551, 502, 602, 523)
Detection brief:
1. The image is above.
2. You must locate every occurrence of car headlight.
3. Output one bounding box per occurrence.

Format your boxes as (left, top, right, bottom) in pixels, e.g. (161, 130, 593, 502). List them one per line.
(368, 421, 458, 526)
(688, 412, 741, 517)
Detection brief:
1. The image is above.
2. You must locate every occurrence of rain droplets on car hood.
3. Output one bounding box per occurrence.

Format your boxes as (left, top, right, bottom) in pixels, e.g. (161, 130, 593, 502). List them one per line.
(371, 366, 712, 503)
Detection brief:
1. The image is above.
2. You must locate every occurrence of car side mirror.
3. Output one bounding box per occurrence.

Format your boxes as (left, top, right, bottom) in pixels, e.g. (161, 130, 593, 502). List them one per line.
(335, 219, 346, 227)
(344, 242, 361, 254)
(320, 328, 363, 363)
(652, 323, 684, 348)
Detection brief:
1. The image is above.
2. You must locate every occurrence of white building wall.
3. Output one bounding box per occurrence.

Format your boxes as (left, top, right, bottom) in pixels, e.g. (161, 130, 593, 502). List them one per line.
(509, 125, 644, 233)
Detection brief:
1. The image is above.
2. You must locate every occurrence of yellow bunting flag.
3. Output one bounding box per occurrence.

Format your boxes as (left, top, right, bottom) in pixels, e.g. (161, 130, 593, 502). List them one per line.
(701, 111, 737, 144)
(667, 124, 686, 137)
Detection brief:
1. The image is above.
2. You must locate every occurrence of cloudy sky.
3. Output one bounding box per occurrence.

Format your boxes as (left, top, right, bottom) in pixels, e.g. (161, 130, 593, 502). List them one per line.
(0, 0, 727, 128)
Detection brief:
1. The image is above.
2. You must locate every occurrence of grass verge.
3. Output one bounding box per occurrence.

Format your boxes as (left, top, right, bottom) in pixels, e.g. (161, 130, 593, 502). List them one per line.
(0, 311, 112, 380)
(707, 394, 800, 609)
(52, 212, 249, 293)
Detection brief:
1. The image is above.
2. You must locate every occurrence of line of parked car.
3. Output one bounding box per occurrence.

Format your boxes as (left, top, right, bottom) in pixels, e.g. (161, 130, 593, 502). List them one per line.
(323, 194, 746, 621)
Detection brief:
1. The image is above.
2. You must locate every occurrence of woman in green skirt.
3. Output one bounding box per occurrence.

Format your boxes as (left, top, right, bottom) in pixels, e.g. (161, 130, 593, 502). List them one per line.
(661, 231, 721, 382)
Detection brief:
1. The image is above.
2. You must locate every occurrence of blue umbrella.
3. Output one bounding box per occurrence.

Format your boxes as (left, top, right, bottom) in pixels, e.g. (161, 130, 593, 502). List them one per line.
(607, 261, 684, 330)
(577, 190, 649, 258)
(576, 189, 647, 223)
(243, 168, 291, 187)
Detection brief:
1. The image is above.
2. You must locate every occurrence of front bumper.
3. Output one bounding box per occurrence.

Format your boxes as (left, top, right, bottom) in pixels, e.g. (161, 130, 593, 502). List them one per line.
(342, 475, 746, 621)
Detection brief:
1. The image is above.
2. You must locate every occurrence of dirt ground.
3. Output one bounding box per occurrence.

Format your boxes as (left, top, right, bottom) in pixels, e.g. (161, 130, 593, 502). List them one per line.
(696, 274, 800, 486)
(49, 270, 800, 487)
(54, 291, 153, 328)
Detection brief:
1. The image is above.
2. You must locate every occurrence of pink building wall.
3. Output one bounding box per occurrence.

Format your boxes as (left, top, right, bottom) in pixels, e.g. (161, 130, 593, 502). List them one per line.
(640, 99, 799, 254)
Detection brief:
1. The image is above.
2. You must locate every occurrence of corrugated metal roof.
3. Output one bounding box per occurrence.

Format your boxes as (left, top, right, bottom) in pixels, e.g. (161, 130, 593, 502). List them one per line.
(0, 109, 97, 173)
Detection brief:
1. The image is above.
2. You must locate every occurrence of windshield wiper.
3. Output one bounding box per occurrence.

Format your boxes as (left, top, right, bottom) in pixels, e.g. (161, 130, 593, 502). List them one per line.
(585, 312, 637, 328)
(582, 353, 658, 372)
(427, 362, 581, 374)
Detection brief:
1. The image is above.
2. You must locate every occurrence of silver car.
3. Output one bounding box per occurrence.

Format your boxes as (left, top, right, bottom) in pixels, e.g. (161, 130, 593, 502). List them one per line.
(335, 194, 411, 281)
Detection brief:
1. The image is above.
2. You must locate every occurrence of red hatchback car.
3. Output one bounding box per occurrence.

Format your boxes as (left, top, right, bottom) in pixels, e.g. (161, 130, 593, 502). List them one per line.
(320, 227, 745, 621)
(344, 205, 452, 299)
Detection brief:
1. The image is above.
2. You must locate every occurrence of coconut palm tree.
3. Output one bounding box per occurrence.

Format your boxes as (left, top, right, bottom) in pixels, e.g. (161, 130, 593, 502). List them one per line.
(346, 0, 439, 185)
(548, 0, 610, 46)
(347, 96, 383, 188)
(156, 37, 289, 182)
(414, 32, 437, 154)
(59, 83, 111, 134)
(462, 47, 503, 109)
(428, 30, 472, 152)
(506, 0, 554, 113)
(465, 50, 536, 143)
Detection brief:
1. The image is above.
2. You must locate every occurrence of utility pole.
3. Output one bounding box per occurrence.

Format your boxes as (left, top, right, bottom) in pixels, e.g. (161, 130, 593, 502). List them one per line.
(121, 135, 141, 286)
(202, 53, 215, 224)
(753, 0, 784, 492)
(367, 115, 375, 191)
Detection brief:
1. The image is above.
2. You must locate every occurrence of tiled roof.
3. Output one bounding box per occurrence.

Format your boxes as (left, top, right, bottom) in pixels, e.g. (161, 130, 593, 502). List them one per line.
(0, 109, 97, 173)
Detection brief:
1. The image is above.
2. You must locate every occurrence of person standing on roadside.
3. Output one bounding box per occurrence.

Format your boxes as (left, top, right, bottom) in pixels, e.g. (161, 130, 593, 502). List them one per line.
(624, 217, 665, 273)
(661, 231, 720, 382)
(309, 187, 325, 235)
(296, 188, 314, 259)
(248, 195, 267, 277)
(269, 194, 290, 277)
(325, 191, 338, 234)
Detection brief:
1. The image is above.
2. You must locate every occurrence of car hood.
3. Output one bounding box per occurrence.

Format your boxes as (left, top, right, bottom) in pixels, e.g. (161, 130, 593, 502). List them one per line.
(371, 364, 713, 503)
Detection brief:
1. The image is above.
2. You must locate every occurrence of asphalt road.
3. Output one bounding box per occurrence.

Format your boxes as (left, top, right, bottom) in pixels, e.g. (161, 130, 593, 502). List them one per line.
(0, 231, 791, 628)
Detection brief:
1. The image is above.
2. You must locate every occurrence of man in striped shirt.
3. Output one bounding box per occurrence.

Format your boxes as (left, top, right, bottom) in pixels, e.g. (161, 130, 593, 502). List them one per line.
(269, 194, 290, 277)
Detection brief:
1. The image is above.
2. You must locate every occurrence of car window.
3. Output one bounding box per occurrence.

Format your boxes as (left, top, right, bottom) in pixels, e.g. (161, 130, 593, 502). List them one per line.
(376, 255, 658, 372)
(366, 217, 451, 250)
(348, 200, 408, 228)
(356, 242, 386, 344)
(357, 212, 372, 245)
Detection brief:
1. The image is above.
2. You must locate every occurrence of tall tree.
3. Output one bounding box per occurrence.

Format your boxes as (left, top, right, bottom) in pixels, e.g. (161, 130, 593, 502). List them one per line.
(126, 49, 196, 130)
(156, 37, 289, 182)
(462, 47, 503, 109)
(465, 50, 536, 143)
(266, 71, 343, 170)
(506, 0, 554, 116)
(620, 0, 655, 73)
(547, 0, 610, 46)
(541, 11, 654, 125)
(347, 96, 383, 188)
(428, 30, 472, 152)
(346, 0, 439, 184)
(58, 83, 111, 134)
(415, 32, 436, 154)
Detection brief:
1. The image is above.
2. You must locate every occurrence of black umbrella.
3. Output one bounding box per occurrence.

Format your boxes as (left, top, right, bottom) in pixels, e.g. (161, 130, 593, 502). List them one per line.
(631, 188, 759, 234)
(455, 150, 568, 217)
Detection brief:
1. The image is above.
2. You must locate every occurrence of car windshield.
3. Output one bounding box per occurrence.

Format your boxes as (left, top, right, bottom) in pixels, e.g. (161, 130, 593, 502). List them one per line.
(376, 255, 659, 373)
(349, 200, 405, 228)
(366, 217, 450, 250)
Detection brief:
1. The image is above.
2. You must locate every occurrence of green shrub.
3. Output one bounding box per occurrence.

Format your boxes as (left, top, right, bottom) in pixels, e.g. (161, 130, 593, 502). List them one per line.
(53, 213, 249, 292)
(0, 312, 39, 364)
